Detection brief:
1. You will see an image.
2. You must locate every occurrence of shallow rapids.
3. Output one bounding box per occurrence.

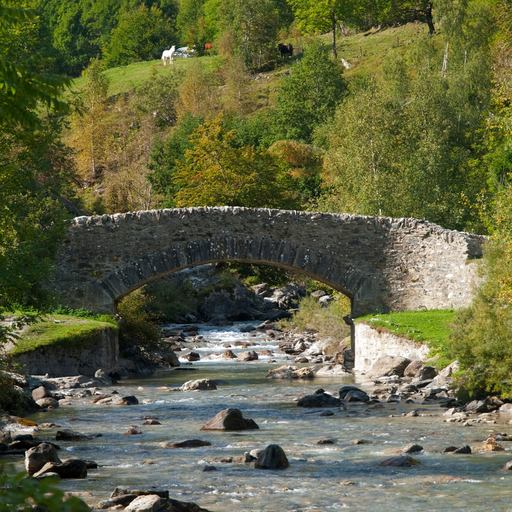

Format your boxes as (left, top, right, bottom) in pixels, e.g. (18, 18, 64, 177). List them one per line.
(5, 322, 512, 511)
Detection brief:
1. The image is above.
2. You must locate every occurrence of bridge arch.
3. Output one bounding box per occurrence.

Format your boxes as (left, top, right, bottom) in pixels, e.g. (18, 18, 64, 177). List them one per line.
(99, 237, 368, 315)
(51, 207, 484, 318)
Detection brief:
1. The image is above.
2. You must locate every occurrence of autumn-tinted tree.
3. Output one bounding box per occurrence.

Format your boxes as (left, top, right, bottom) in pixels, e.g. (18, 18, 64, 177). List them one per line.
(174, 114, 299, 209)
(69, 58, 110, 184)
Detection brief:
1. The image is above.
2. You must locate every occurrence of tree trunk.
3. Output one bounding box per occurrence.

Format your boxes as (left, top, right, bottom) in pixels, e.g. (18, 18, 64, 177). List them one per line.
(425, 3, 435, 35)
(332, 12, 337, 59)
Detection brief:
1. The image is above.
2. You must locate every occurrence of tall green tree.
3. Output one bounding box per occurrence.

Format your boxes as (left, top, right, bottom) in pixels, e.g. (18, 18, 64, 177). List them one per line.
(217, 0, 284, 69)
(104, 4, 177, 68)
(286, 0, 357, 58)
(273, 41, 347, 143)
(0, 3, 72, 311)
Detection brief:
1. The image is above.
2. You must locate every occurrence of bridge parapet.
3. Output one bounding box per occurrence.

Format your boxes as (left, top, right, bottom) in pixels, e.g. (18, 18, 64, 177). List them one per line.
(51, 207, 485, 317)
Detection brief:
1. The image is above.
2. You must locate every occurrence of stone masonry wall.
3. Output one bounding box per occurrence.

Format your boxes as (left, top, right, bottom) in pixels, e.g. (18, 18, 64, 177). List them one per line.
(14, 327, 119, 377)
(50, 207, 485, 318)
(353, 322, 430, 372)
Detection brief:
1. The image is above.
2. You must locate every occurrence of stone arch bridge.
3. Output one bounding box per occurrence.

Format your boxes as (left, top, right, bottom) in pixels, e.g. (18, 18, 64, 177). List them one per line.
(52, 207, 484, 319)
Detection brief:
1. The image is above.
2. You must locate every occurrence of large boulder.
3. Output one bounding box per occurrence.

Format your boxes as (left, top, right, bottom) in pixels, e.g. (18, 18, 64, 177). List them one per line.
(266, 365, 314, 380)
(33, 459, 88, 479)
(297, 392, 341, 408)
(36, 397, 59, 409)
(371, 355, 411, 377)
(126, 495, 168, 512)
(201, 408, 259, 431)
(265, 283, 307, 309)
(32, 386, 52, 401)
(403, 360, 423, 377)
(339, 386, 369, 402)
(180, 379, 217, 391)
(255, 445, 290, 469)
(236, 350, 258, 362)
(25, 443, 61, 475)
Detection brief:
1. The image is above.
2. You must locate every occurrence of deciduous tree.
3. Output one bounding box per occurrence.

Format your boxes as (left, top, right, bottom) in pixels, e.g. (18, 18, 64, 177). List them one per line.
(174, 114, 299, 209)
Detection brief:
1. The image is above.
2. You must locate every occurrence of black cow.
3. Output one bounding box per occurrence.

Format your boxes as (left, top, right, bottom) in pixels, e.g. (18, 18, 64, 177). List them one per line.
(278, 43, 293, 57)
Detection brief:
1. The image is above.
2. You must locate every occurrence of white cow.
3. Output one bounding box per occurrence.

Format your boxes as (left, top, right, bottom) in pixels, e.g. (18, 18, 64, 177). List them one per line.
(161, 45, 176, 65)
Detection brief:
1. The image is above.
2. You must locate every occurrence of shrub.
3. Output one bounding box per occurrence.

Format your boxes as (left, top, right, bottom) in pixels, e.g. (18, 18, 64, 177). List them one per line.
(449, 242, 512, 398)
(280, 295, 351, 342)
(0, 471, 89, 511)
(117, 288, 161, 349)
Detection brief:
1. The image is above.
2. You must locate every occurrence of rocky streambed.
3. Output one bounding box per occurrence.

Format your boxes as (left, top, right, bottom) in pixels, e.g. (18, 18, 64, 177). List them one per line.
(4, 322, 512, 512)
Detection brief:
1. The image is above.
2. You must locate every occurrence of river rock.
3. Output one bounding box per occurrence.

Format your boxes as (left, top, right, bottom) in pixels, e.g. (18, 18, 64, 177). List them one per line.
(297, 392, 341, 408)
(95, 395, 139, 406)
(36, 397, 59, 409)
(466, 398, 500, 413)
(180, 379, 217, 391)
(255, 445, 290, 469)
(25, 443, 61, 475)
(237, 350, 258, 362)
(417, 366, 437, 380)
(266, 365, 314, 379)
(378, 455, 421, 467)
(402, 443, 423, 454)
(56, 429, 91, 441)
(185, 352, 201, 362)
(33, 459, 88, 479)
(201, 408, 259, 431)
(32, 386, 52, 401)
(499, 403, 512, 413)
(317, 437, 336, 445)
(233, 453, 256, 463)
(316, 365, 349, 376)
(166, 439, 211, 448)
(452, 445, 472, 454)
(0, 431, 12, 443)
(339, 386, 369, 403)
(340, 386, 370, 402)
(251, 283, 271, 297)
(124, 428, 142, 435)
(439, 360, 459, 377)
(222, 350, 236, 359)
(126, 495, 168, 512)
(111, 488, 169, 499)
(403, 361, 423, 377)
(94, 369, 117, 385)
(371, 356, 411, 377)
(503, 461, 512, 470)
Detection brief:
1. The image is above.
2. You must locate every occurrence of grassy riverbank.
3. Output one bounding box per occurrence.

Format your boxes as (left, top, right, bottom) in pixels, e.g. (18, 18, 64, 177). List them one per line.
(10, 313, 117, 356)
(357, 309, 457, 367)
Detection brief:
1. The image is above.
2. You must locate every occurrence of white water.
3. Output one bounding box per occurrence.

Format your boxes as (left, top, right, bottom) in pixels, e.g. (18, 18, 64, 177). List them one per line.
(5, 322, 512, 511)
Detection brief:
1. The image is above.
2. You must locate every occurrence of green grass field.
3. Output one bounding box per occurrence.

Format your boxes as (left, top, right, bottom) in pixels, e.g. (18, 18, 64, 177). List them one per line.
(357, 309, 457, 366)
(11, 314, 117, 356)
(69, 22, 440, 100)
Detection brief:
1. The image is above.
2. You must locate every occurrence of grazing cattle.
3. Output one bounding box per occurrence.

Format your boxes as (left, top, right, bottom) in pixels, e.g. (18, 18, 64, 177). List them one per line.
(204, 43, 213, 53)
(161, 45, 176, 65)
(278, 43, 293, 57)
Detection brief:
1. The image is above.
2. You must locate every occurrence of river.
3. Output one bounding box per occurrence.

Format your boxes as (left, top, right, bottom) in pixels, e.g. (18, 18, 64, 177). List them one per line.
(5, 322, 512, 511)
